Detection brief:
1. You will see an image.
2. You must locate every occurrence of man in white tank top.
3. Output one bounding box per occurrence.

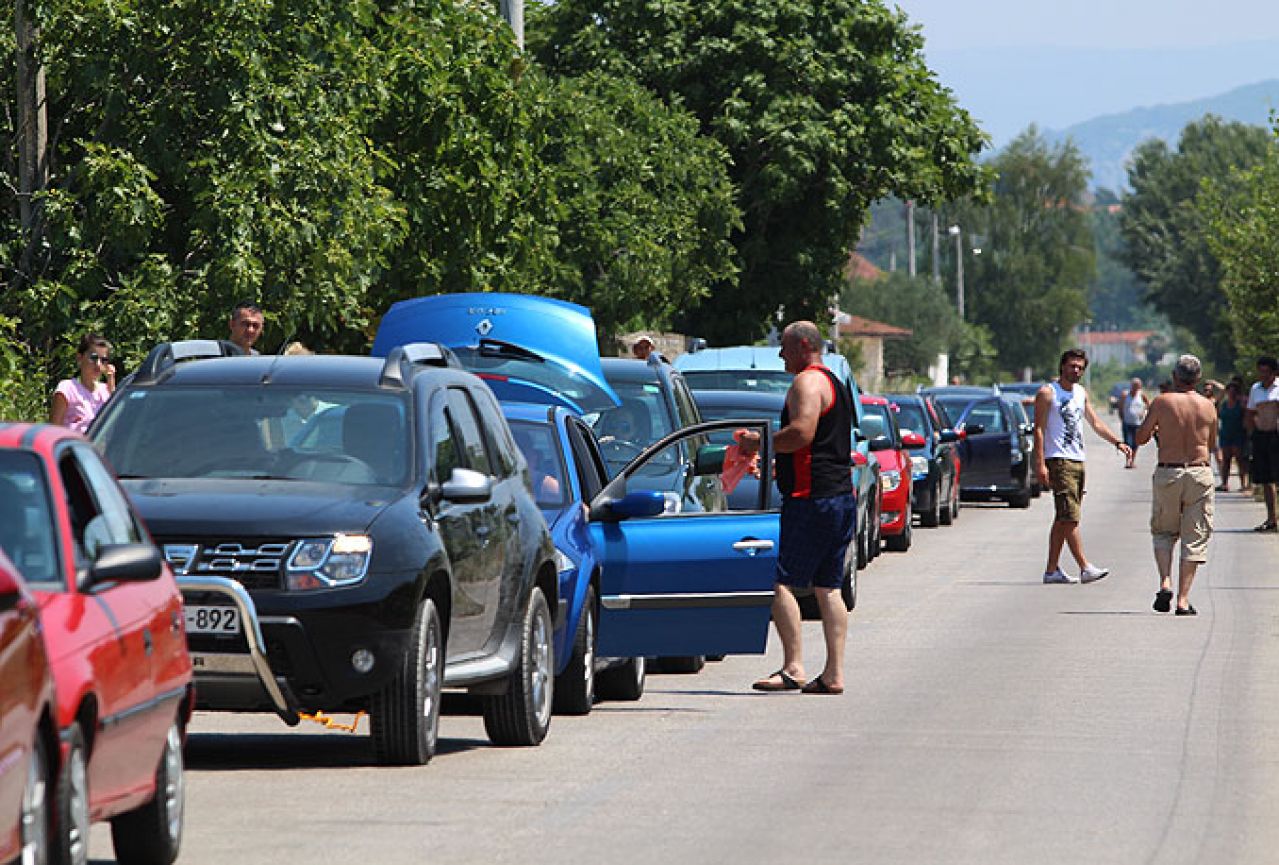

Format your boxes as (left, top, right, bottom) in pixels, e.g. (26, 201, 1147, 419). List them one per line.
(1032, 349, 1132, 584)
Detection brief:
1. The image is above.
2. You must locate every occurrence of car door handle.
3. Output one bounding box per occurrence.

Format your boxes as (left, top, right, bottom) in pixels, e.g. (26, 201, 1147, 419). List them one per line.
(143, 628, 154, 656)
(732, 539, 774, 555)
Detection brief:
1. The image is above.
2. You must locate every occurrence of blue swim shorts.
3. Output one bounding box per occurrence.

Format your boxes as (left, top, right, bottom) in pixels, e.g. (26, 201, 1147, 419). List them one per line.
(777, 494, 856, 590)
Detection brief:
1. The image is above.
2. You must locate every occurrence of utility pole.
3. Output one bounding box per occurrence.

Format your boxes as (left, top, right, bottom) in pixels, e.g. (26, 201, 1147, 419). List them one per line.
(905, 200, 916, 277)
(948, 225, 965, 319)
(499, 0, 524, 49)
(931, 212, 940, 285)
(15, 0, 49, 252)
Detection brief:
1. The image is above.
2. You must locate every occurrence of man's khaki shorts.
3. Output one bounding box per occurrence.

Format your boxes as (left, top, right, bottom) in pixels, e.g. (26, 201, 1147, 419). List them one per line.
(1151, 465, 1215, 563)
(1047, 458, 1085, 522)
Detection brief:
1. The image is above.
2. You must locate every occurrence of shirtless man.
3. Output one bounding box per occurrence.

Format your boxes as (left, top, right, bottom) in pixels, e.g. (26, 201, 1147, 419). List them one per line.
(1135, 354, 1217, 615)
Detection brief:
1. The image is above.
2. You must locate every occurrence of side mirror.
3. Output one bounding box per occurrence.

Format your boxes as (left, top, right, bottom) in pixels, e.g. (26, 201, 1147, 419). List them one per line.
(694, 444, 728, 476)
(596, 490, 667, 521)
(0, 561, 26, 611)
(964, 423, 986, 436)
(440, 467, 493, 503)
(89, 544, 163, 587)
(868, 435, 894, 452)
(901, 431, 927, 448)
(938, 429, 961, 444)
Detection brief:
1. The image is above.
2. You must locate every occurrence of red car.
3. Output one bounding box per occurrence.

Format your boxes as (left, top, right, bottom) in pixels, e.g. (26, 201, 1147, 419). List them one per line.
(860, 395, 914, 552)
(0, 423, 193, 865)
(0, 550, 55, 865)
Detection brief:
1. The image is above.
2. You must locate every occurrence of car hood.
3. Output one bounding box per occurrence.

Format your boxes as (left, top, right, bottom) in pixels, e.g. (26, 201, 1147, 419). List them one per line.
(372, 293, 620, 414)
(121, 478, 399, 537)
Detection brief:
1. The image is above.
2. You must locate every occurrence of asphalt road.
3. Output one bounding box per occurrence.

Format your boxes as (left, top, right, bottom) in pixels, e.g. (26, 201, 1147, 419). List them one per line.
(92, 434, 1279, 864)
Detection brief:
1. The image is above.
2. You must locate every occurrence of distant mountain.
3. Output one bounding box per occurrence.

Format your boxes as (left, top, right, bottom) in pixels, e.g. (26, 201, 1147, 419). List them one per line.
(1044, 80, 1279, 192)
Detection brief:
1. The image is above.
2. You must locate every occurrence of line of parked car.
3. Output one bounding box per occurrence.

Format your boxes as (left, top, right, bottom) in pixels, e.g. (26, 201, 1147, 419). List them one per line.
(0, 291, 1045, 864)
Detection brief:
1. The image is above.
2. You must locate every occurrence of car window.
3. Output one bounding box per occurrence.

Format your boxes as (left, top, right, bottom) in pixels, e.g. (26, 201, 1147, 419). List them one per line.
(859, 405, 888, 440)
(566, 419, 608, 502)
(0, 451, 61, 588)
(508, 420, 569, 509)
(891, 402, 929, 438)
(671, 377, 701, 429)
(58, 447, 137, 567)
(71, 445, 144, 547)
(446, 389, 493, 476)
(472, 387, 520, 478)
(681, 370, 793, 393)
(428, 395, 462, 484)
(965, 400, 1007, 433)
(695, 404, 782, 446)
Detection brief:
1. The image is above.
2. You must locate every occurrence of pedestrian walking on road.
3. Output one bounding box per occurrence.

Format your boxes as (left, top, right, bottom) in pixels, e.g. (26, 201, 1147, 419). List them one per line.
(1245, 356, 1279, 532)
(1033, 349, 1133, 584)
(50, 333, 115, 433)
(1135, 354, 1217, 615)
(1217, 380, 1249, 492)
(743, 321, 854, 695)
(229, 301, 265, 355)
(1119, 378, 1150, 459)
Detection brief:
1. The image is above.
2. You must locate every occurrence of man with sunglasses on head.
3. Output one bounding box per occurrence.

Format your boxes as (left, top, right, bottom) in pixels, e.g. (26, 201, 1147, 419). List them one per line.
(51, 333, 116, 433)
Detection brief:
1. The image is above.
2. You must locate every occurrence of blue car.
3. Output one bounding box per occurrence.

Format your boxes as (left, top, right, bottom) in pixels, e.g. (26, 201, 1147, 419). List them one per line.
(374, 293, 781, 711)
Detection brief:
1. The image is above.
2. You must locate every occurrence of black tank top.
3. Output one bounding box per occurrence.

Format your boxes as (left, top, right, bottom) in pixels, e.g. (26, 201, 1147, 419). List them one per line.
(776, 365, 853, 499)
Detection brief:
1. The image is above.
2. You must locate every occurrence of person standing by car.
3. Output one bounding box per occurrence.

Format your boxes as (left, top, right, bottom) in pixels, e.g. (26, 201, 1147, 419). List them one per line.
(744, 321, 854, 695)
(1135, 354, 1217, 615)
(229, 300, 265, 354)
(1033, 349, 1132, 584)
(50, 333, 115, 432)
(1119, 378, 1150, 461)
(1217, 380, 1249, 492)
(1245, 356, 1279, 532)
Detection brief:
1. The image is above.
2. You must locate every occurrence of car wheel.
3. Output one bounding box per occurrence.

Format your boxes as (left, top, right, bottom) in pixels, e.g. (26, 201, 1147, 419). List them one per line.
(1009, 488, 1031, 508)
(20, 732, 51, 865)
(870, 494, 883, 559)
(855, 516, 868, 569)
(52, 723, 89, 865)
(110, 720, 184, 865)
(483, 587, 553, 746)
(949, 482, 961, 521)
(938, 479, 954, 525)
(920, 481, 941, 528)
(659, 655, 705, 674)
(553, 587, 596, 716)
(371, 597, 443, 765)
(842, 550, 857, 611)
(596, 655, 645, 702)
(886, 511, 913, 552)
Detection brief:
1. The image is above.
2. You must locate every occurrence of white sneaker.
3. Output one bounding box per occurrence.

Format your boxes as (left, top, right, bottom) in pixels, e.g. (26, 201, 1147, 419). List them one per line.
(1080, 565, 1110, 584)
(1043, 568, 1079, 584)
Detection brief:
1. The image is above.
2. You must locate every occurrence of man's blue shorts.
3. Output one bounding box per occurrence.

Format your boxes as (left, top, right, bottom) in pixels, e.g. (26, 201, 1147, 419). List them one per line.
(777, 494, 856, 589)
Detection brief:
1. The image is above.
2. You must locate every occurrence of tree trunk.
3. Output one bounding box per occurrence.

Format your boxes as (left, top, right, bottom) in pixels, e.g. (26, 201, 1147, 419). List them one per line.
(15, 0, 49, 287)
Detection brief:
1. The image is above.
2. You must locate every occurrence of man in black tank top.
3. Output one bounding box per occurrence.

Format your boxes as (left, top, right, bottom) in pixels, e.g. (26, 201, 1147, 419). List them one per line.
(747, 321, 855, 695)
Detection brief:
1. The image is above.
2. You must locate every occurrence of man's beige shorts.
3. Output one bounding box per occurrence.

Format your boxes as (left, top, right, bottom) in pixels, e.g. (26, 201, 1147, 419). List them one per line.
(1151, 465, 1215, 563)
(1047, 458, 1085, 522)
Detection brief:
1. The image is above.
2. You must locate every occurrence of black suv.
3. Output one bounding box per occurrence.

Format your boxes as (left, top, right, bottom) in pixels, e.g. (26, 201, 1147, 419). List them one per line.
(91, 340, 558, 765)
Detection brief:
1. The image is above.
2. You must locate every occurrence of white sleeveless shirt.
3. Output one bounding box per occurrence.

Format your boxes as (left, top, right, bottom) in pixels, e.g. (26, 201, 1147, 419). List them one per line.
(1044, 381, 1086, 461)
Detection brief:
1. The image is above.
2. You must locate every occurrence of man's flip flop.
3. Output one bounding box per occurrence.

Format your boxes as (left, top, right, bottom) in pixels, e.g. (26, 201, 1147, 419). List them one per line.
(752, 670, 804, 692)
(1254, 521, 1278, 533)
(800, 676, 845, 695)
(1153, 589, 1172, 613)
(1175, 604, 1198, 616)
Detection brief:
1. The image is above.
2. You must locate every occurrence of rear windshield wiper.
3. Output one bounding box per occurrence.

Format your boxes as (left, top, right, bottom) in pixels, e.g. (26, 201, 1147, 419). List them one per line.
(477, 338, 544, 363)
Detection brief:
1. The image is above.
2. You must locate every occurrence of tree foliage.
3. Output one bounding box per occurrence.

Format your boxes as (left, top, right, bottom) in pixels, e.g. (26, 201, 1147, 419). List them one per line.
(528, 0, 990, 343)
(953, 128, 1095, 376)
(1199, 126, 1279, 367)
(841, 271, 962, 376)
(1119, 116, 1272, 368)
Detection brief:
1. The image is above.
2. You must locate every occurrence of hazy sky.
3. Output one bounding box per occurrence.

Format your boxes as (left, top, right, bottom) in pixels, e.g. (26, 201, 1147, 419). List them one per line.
(892, 0, 1279, 51)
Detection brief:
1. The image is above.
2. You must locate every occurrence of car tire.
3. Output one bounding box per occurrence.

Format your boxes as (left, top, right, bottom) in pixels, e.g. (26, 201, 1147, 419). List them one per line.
(919, 482, 941, 528)
(553, 587, 596, 716)
(371, 597, 443, 766)
(938, 480, 954, 526)
(19, 731, 51, 865)
(596, 655, 645, 702)
(855, 518, 868, 569)
(110, 720, 184, 865)
(52, 723, 89, 865)
(886, 513, 913, 552)
(659, 655, 705, 674)
(870, 494, 883, 559)
(483, 587, 553, 746)
(842, 551, 858, 611)
(1009, 488, 1031, 509)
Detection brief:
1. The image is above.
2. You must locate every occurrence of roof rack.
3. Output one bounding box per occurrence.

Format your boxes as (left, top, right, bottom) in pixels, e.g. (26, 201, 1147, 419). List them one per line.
(132, 340, 245, 385)
(378, 342, 460, 388)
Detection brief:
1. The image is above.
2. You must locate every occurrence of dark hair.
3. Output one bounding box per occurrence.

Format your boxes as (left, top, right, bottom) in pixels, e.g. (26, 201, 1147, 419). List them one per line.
(1059, 348, 1088, 370)
(76, 333, 111, 355)
(231, 301, 263, 319)
(1258, 356, 1278, 373)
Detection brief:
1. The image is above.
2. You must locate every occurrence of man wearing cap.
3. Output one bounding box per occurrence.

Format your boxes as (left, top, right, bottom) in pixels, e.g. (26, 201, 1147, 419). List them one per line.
(1135, 354, 1217, 615)
(631, 334, 655, 361)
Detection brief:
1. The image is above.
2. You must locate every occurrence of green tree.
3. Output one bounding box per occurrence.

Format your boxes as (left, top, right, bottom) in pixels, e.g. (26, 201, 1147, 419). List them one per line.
(1199, 127, 1279, 366)
(955, 127, 1094, 375)
(528, 0, 989, 343)
(841, 271, 962, 376)
(1119, 116, 1272, 368)
(1088, 190, 1159, 331)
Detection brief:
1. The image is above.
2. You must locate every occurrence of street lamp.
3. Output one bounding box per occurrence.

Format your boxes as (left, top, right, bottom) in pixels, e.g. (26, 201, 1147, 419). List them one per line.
(948, 225, 965, 319)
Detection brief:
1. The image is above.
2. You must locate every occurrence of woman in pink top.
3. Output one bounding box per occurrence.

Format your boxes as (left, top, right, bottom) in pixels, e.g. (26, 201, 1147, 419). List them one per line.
(50, 333, 116, 433)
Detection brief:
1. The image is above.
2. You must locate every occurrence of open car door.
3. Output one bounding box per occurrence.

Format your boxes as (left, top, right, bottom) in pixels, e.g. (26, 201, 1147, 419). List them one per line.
(589, 420, 777, 658)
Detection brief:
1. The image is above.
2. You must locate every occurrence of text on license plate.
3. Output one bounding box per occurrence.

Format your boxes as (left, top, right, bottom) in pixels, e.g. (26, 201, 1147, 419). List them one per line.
(184, 606, 241, 635)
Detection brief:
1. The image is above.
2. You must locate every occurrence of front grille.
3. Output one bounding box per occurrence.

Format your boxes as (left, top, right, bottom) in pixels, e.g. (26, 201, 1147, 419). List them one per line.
(160, 537, 296, 591)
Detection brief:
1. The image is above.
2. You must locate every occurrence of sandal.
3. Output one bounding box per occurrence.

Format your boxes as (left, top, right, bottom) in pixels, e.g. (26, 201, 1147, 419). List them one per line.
(1175, 604, 1198, 616)
(1254, 521, 1278, 533)
(752, 669, 804, 692)
(1153, 589, 1172, 613)
(801, 676, 845, 695)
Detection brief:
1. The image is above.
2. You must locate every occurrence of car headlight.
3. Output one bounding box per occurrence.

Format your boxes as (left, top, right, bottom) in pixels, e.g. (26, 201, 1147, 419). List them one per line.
(553, 547, 577, 574)
(910, 456, 929, 479)
(880, 470, 902, 492)
(287, 534, 373, 590)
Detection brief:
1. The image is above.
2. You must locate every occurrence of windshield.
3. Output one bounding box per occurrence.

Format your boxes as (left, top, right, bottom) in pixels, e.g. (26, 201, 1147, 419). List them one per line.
(933, 395, 977, 426)
(682, 370, 793, 393)
(890, 402, 928, 438)
(508, 421, 569, 510)
(583, 380, 678, 476)
(94, 387, 412, 486)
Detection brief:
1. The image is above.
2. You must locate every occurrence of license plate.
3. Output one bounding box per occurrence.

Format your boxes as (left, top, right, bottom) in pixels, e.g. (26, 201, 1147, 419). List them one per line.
(184, 605, 241, 635)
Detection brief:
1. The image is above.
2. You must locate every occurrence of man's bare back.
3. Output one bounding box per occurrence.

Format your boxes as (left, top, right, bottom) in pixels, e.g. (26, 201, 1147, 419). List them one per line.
(1141, 391, 1217, 463)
